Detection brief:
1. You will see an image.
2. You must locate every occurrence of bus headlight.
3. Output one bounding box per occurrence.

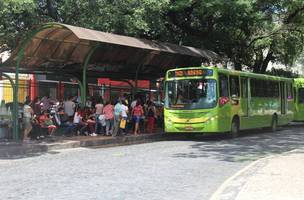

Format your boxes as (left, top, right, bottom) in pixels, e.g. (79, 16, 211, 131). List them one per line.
(208, 115, 218, 122)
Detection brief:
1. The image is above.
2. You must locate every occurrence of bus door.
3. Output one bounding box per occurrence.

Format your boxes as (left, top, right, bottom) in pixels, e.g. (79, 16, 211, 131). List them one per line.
(229, 75, 240, 114)
(240, 77, 249, 117)
(280, 82, 286, 114)
(218, 73, 231, 131)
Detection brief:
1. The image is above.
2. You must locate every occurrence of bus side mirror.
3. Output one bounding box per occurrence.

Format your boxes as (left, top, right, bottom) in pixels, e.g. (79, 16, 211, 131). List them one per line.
(231, 94, 239, 105)
(219, 97, 229, 107)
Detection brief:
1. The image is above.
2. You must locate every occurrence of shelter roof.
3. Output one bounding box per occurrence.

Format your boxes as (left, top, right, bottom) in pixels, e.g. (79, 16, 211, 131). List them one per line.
(1, 23, 219, 80)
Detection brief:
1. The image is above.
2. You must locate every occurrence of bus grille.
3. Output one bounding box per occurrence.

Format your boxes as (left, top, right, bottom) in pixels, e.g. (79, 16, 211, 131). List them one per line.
(170, 112, 208, 119)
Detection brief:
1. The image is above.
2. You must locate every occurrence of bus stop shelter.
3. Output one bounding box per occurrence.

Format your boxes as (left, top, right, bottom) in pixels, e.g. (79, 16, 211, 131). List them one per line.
(0, 22, 219, 140)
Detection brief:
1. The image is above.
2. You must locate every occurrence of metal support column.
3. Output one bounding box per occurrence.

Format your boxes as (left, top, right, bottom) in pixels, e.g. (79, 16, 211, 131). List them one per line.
(10, 23, 64, 140)
(75, 78, 84, 107)
(133, 64, 142, 99)
(13, 55, 22, 140)
(81, 45, 99, 107)
(1, 73, 15, 138)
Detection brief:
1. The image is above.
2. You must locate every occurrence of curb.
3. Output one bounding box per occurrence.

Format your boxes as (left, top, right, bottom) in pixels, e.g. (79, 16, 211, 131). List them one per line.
(0, 133, 171, 158)
(48, 133, 168, 150)
(209, 157, 269, 200)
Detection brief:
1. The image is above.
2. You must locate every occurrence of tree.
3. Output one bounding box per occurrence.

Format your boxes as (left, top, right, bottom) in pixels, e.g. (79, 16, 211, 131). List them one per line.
(0, 0, 170, 53)
(0, 0, 38, 52)
(1, 0, 304, 74)
(166, 0, 304, 73)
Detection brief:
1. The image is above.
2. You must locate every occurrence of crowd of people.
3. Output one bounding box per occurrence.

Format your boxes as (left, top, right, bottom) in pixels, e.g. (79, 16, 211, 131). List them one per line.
(21, 94, 164, 141)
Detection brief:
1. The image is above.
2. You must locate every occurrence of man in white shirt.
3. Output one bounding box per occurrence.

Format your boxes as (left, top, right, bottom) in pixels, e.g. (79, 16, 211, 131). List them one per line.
(120, 100, 129, 135)
(112, 100, 125, 136)
(63, 96, 75, 120)
(94, 98, 104, 135)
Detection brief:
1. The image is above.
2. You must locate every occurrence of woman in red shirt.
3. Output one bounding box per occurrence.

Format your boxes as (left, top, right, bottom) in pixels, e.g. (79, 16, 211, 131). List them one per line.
(132, 100, 144, 135)
(39, 111, 56, 135)
(103, 101, 114, 136)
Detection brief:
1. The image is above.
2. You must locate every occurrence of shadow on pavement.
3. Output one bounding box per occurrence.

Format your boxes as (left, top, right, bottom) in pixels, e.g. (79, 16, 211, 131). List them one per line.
(0, 140, 61, 160)
(172, 126, 304, 162)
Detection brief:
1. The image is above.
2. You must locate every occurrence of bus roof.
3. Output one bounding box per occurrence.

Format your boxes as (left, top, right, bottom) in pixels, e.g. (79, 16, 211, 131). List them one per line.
(166, 66, 292, 82)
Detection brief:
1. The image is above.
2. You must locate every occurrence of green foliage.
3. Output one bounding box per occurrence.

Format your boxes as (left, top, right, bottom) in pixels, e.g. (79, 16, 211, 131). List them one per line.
(0, 0, 37, 51)
(167, 0, 304, 73)
(0, 0, 304, 74)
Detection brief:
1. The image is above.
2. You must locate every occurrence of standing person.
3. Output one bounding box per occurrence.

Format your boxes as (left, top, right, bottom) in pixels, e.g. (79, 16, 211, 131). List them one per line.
(86, 97, 92, 108)
(94, 97, 104, 135)
(23, 101, 34, 141)
(146, 100, 157, 133)
(131, 100, 144, 135)
(112, 99, 123, 137)
(31, 97, 41, 116)
(103, 101, 114, 136)
(120, 100, 129, 135)
(24, 96, 31, 105)
(63, 96, 76, 121)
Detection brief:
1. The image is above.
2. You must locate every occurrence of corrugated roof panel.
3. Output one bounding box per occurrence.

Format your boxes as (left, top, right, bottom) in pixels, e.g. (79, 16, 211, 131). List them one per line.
(2, 22, 219, 79)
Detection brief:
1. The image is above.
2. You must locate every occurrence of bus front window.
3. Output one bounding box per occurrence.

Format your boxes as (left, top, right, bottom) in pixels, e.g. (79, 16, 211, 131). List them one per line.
(166, 79, 217, 109)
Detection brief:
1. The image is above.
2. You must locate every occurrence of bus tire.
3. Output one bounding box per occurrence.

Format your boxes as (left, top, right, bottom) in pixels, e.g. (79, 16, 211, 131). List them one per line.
(271, 115, 278, 132)
(229, 117, 239, 138)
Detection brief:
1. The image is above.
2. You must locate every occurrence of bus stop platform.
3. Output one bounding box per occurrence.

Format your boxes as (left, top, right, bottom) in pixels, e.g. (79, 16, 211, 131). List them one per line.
(0, 132, 168, 159)
(210, 149, 304, 200)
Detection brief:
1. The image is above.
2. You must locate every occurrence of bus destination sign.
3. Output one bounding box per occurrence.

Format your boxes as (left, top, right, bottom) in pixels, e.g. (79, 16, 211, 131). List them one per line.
(168, 69, 213, 78)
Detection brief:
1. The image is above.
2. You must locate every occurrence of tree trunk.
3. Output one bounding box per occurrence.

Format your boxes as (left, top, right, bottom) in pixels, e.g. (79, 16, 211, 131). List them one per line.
(47, 0, 59, 21)
(260, 52, 273, 74)
(253, 51, 273, 74)
(253, 51, 263, 73)
(234, 62, 242, 71)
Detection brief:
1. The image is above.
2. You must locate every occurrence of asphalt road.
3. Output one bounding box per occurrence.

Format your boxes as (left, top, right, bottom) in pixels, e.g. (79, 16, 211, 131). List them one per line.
(1, 125, 304, 200)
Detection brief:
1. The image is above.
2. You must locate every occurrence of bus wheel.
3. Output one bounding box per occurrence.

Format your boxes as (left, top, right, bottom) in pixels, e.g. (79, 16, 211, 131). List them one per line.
(271, 115, 278, 132)
(229, 118, 239, 138)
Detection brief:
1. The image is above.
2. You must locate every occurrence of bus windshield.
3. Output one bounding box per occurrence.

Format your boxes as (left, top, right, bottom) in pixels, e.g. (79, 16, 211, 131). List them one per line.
(165, 79, 217, 109)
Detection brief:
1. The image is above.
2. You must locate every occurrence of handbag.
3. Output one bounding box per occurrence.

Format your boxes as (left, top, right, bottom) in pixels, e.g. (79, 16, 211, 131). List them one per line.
(120, 119, 127, 129)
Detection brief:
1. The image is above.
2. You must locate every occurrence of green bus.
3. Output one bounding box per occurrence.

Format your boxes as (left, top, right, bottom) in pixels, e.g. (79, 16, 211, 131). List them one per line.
(164, 66, 294, 137)
(293, 78, 304, 121)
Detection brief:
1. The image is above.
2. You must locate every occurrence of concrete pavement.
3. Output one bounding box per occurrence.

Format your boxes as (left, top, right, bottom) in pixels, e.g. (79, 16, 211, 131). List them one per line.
(210, 149, 304, 200)
(0, 139, 248, 200)
(2, 125, 304, 199)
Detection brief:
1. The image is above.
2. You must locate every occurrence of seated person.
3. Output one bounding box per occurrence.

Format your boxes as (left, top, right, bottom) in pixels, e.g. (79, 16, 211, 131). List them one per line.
(73, 107, 86, 135)
(39, 110, 57, 136)
(79, 108, 96, 136)
(54, 107, 76, 136)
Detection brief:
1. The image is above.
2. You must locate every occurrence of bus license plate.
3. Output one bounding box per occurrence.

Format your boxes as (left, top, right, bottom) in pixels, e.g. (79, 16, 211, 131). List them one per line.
(185, 126, 193, 131)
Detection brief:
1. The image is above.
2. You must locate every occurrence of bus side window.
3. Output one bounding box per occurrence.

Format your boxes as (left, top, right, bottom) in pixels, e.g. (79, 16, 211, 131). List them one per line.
(299, 88, 304, 104)
(287, 83, 293, 100)
(241, 77, 248, 98)
(219, 74, 228, 97)
(229, 76, 240, 98)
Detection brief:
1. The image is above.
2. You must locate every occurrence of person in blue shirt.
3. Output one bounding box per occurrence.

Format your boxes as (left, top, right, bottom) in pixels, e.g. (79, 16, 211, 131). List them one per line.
(112, 99, 123, 136)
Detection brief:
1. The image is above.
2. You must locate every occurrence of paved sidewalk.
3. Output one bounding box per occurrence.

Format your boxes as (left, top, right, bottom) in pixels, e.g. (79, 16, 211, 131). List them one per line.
(0, 132, 167, 159)
(210, 149, 304, 200)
